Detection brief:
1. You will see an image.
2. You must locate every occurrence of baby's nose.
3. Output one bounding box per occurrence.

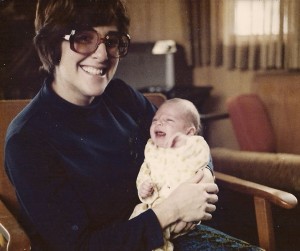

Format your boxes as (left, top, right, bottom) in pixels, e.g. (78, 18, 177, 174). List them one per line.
(157, 120, 164, 126)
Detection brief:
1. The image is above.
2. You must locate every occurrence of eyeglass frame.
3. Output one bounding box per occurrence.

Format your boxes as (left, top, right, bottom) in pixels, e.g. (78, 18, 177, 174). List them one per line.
(63, 29, 131, 58)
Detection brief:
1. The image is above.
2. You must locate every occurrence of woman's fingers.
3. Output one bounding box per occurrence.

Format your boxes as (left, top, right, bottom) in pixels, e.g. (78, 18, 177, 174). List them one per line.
(172, 221, 187, 233)
(206, 203, 217, 213)
(184, 222, 194, 230)
(201, 212, 213, 221)
(200, 201, 217, 221)
(205, 182, 219, 194)
(207, 193, 219, 204)
(172, 221, 195, 234)
(188, 170, 204, 184)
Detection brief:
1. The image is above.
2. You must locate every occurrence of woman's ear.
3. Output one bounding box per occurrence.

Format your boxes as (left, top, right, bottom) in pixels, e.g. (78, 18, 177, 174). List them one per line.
(186, 126, 196, 135)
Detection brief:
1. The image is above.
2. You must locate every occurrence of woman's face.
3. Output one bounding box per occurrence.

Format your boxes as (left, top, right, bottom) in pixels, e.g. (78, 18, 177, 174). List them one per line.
(53, 25, 119, 106)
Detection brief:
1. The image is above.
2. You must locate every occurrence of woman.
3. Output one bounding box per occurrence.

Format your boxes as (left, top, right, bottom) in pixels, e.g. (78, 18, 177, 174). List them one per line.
(4, 0, 218, 250)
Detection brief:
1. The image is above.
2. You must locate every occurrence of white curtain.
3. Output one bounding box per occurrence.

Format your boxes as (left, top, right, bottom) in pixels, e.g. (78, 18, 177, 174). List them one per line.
(192, 0, 300, 70)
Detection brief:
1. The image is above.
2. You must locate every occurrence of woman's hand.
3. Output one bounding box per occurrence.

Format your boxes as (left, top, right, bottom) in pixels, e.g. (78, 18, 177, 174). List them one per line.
(170, 171, 218, 222)
(200, 167, 215, 184)
(171, 221, 197, 235)
(152, 171, 218, 229)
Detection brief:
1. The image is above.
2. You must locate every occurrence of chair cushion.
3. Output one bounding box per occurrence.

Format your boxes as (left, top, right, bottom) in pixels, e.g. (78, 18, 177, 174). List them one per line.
(211, 147, 300, 193)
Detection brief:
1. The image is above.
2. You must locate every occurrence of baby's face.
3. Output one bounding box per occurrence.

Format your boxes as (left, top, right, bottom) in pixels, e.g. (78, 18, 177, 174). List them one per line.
(150, 103, 189, 148)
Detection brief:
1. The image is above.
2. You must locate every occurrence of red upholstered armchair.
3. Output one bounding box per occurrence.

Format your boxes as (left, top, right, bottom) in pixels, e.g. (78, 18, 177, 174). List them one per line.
(211, 73, 300, 192)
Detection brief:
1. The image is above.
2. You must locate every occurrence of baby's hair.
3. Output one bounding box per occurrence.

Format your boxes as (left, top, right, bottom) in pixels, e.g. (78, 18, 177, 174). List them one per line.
(161, 98, 201, 134)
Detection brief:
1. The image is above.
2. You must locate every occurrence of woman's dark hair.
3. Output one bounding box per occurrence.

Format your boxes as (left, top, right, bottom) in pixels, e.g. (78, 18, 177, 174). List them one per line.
(34, 0, 130, 74)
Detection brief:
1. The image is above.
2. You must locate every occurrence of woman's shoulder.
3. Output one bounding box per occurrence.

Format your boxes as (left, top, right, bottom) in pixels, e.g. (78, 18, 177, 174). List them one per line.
(5, 93, 47, 143)
(105, 78, 144, 105)
(104, 78, 157, 115)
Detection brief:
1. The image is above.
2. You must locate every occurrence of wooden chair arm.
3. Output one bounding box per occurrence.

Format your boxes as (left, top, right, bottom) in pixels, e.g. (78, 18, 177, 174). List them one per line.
(0, 199, 30, 251)
(200, 112, 229, 123)
(214, 171, 298, 209)
(215, 171, 298, 251)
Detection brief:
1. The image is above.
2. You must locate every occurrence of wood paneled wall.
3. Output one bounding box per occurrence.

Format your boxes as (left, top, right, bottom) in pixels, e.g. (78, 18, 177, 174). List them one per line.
(125, 0, 193, 64)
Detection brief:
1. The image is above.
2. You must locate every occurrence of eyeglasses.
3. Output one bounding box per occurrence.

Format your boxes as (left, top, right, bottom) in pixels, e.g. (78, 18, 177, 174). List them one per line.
(63, 30, 130, 58)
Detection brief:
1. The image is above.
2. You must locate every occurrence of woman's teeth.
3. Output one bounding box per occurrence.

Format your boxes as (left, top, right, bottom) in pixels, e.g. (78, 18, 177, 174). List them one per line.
(82, 66, 106, 76)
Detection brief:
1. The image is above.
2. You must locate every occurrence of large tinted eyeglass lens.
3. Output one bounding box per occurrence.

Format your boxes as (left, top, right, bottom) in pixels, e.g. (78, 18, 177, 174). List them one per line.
(72, 30, 98, 54)
(71, 30, 129, 57)
(105, 33, 130, 57)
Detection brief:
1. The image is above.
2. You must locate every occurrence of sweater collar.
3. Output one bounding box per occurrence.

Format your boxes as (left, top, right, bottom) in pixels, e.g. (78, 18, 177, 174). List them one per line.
(39, 77, 103, 114)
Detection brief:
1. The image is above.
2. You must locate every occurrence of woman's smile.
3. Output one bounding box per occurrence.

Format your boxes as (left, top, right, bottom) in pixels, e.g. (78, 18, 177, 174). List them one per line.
(80, 65, 108, 76)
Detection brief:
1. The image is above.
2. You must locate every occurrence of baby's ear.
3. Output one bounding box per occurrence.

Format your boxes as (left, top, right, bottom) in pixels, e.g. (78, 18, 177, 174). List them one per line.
(186, 126, 196, 135)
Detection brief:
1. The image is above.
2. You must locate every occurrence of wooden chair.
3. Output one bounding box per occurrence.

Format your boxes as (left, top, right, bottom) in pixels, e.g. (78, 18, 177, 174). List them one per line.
(143, 92, 167, 107)
(0, 97, 297, 251)
(0, 100, 31, 251)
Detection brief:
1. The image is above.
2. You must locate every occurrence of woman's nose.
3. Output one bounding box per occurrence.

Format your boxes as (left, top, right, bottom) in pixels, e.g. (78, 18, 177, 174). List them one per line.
(92, 43, 108, 61)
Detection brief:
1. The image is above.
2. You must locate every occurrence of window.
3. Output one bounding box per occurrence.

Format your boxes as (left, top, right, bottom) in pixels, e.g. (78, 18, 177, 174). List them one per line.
(234, 0, 283, 35)
(190, 0, 300, 70)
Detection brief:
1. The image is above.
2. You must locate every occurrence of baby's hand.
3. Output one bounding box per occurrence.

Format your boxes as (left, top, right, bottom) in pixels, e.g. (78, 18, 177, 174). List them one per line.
(138, 180, 154, 199)
(167, 132, 188, 148)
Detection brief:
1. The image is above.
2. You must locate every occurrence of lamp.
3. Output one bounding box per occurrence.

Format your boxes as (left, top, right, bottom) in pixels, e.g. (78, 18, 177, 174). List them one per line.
(152, 40, 177, 90)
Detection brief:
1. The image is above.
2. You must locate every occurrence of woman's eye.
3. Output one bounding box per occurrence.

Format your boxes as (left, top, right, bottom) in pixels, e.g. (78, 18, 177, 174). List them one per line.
(75, 32, 94, 44)
(105, 37, 119, 48)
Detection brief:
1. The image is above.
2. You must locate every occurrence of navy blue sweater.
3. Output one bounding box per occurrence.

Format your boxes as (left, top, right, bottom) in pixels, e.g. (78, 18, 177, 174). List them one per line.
(5, 78, 164, 251)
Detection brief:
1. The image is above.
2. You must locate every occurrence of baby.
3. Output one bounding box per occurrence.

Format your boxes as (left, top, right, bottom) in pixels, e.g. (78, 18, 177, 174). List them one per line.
(130, 98, 214, 251)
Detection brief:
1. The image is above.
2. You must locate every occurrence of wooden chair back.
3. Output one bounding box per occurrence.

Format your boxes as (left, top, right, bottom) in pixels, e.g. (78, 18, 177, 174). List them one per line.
(143, 92, 166, 107)
(0, 100, 31, 216)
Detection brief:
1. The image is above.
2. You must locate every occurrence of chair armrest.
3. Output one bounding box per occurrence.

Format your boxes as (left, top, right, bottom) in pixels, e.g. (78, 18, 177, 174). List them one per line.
(215, 171, 298, 251)
(200, 112, 229, 123)
(215, 171, 298, 209)
(0, 199, 30, 251)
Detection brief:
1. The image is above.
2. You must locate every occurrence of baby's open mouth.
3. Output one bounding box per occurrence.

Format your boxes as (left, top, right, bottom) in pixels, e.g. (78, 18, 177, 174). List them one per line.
(155, 131, 166, 137)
